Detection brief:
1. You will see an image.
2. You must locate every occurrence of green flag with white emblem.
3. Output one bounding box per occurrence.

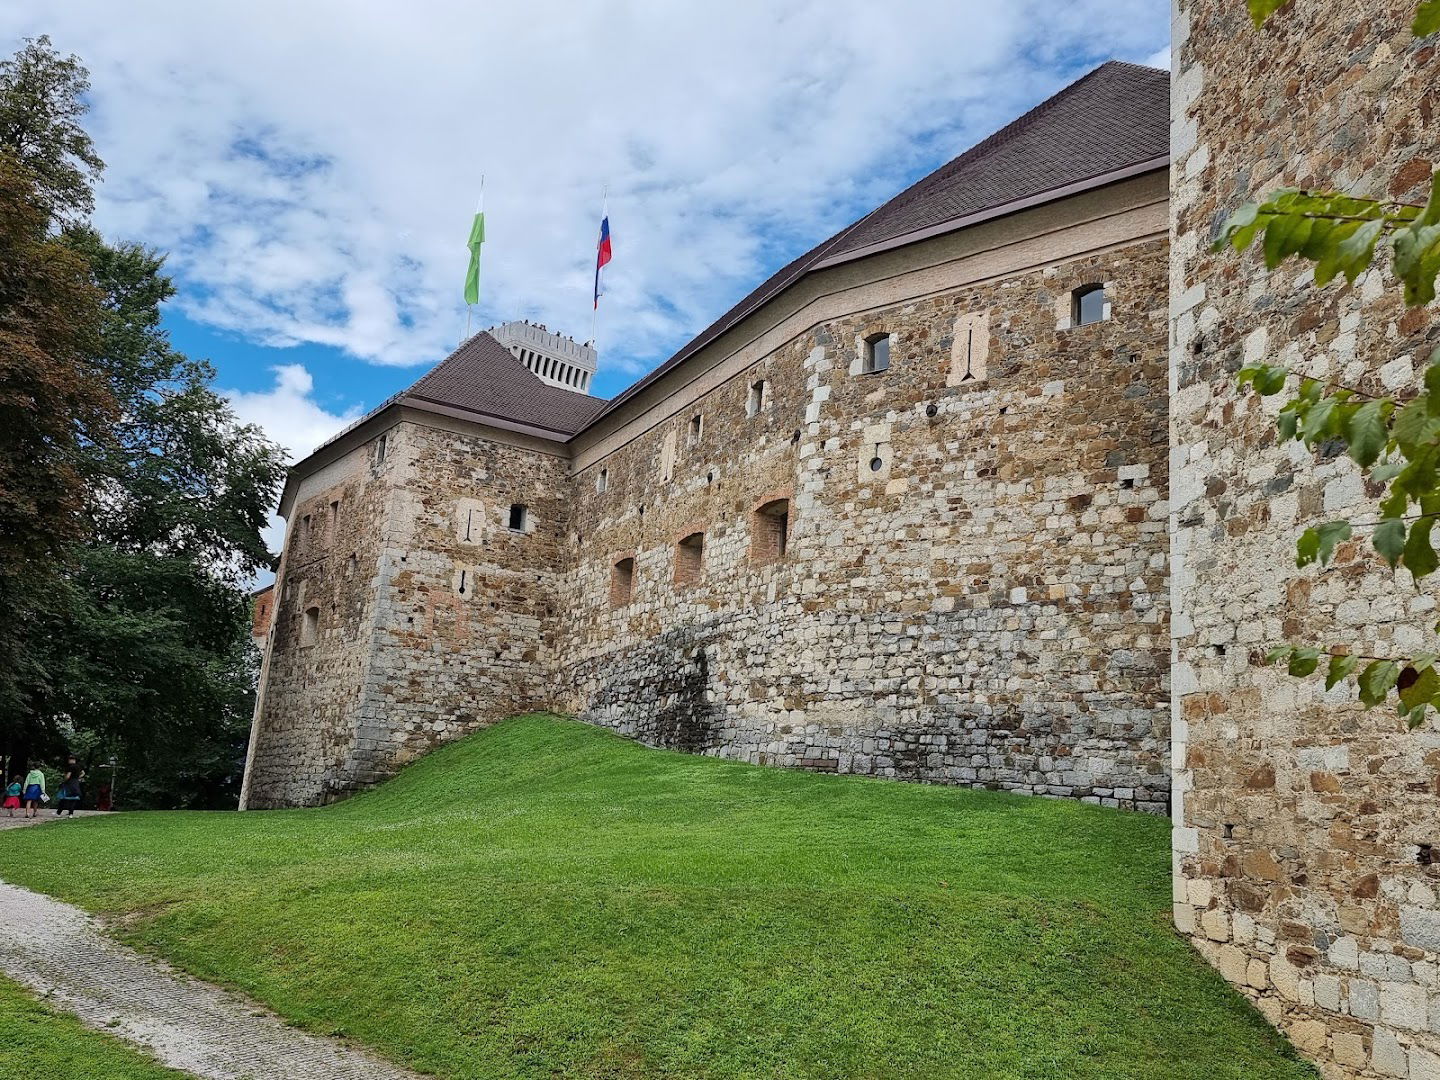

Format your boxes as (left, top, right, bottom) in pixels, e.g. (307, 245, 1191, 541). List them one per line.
(463, 211, 485, 305)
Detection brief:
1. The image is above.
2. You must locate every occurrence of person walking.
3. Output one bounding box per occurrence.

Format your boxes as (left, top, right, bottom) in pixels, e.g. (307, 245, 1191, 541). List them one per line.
(3, 776, 21, 817)
(21, 766, 45, 819)
(55, 760, 83, 817)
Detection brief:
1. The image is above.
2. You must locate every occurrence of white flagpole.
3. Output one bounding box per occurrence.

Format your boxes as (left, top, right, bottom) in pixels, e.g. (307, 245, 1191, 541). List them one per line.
(591, 184, 607, 350)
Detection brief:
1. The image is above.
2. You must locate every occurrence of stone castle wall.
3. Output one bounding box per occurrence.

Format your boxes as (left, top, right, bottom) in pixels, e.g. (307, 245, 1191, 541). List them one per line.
(243, 416, 572, 807)
(557, 236, 1173, 810)
(1171, 0, 1440, 1074)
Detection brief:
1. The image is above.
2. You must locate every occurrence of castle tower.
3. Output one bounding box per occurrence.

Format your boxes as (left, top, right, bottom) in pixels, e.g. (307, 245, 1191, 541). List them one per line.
(490, 320, 597, 393)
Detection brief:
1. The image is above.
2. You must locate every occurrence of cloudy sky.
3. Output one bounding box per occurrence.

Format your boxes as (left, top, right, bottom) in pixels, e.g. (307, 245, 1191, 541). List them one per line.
(4, 2, 1168, 468)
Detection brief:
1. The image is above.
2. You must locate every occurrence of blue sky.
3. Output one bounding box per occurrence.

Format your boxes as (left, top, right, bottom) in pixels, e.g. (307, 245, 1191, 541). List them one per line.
(5, 2, 1169, 468)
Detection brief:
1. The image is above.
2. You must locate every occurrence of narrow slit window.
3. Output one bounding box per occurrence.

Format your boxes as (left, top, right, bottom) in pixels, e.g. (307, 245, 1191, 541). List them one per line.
(610, 557, 635, 608)
(674, 532, 705, 587)
(508, 503, 529, 532)
(376, 433, 387, 464)
(597, 468, 609, 494)
(1072, 284, 1106, 326)
(689, 414, 703, 446)
(747, 379, 767, 418)
(863, 333, 890, 374)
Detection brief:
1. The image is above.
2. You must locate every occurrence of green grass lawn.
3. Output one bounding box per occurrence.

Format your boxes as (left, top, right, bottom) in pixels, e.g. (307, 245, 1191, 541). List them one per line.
(0, 714, 1312, 1079)
(0, 975, 189, 1079)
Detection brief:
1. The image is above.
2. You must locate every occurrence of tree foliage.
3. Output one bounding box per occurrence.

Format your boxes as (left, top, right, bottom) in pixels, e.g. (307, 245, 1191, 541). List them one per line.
(0, 38, 286, 806)
(1222, 6, 1440, 727)
(0, 36, 104, 223)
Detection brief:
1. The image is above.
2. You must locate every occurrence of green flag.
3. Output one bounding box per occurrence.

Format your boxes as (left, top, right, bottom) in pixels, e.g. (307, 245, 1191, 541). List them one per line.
(463, 211, 485, 305)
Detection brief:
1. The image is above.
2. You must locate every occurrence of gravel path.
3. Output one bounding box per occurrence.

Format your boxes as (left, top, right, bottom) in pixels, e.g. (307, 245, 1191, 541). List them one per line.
(0, 878, 428, 1079)
(0, 810, 111, 830)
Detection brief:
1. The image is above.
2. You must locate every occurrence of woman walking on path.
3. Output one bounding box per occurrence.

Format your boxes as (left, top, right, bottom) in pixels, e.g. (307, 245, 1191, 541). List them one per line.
(21, 766, 45, 819)
(3, 776, 21, 817)
(56, 759, 83, 816)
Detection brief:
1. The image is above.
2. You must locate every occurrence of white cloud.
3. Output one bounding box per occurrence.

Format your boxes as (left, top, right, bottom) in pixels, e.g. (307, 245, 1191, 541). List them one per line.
(1145, 45, 1172, 71)
(4, 2, 1167, 379)
(222, 364, 362, 572)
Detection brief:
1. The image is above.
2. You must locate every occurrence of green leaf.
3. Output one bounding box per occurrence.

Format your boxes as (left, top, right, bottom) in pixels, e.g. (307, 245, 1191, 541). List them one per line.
(1393, 221, 1440, 307)
(1413, 652, 1439, 672)
(1407, 703, 1429, 730)
(1288, 646, 1324, 677)
(1418, 0, 1440, 37)
(1238, 363, 1289, 396)
(1265, 645, 1295, 665)
(1297, 520, 1352, 567)
(1335, 218, 1386, 284)
(1406, 515, 1440, 580)
(1344, 399, 1390, 466)
(1248, 0, 1289, 25)
(1277, 408, 1300, 441)
(1358, 659, 1401, 707)
(1217, 202, 1261, 251)
(1326, 653, 1360, 689)
(1299, 396, 1339, 443)
(1371, 460, 1406, 483)
(1399, 665, 1440, 713)
(1375, 518, 1408, 567)
(1393, 399, 1440, 455)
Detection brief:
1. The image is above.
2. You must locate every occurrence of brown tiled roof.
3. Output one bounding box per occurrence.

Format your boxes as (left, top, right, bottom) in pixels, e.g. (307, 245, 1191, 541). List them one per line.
(593, 60, 1168, 421)
(403, 332, 608, 436)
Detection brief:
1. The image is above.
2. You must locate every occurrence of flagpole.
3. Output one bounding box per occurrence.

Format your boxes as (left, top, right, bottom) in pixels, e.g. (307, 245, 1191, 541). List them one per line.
(591, 185, 607, 349)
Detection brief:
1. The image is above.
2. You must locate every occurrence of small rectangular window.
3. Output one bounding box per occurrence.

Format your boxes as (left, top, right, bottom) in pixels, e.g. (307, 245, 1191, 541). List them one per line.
(301, 514, 311, 542)
(674, 532, 704, 587)
(863, 334, 890, 374)
(597, 468, 608, 494)
(752, 499, 790, 564)
(301, 605, 320, 646)
(508, 504, 529, 532)
(688, 414, 703, 446)
(747, 379, 766, 418)
(1072, 284, 1106, 326)
(376, 433, 387, 464)
(610, 557, 635, 608)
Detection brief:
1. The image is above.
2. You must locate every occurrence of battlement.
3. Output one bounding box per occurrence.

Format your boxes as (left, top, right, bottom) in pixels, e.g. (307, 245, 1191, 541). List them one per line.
(489, 320, 596, 393)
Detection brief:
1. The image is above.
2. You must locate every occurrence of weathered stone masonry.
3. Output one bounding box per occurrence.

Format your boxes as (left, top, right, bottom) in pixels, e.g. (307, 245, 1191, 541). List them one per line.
(1171, 0, 1440, 1075)
(559, 239, 1172, 811)
(243, 63, 1176, 816)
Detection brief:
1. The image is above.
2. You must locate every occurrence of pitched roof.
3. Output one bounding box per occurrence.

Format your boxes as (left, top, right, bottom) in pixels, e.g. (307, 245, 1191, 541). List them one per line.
(592, 60, 1168, 421)
(403, 332, 608, 436)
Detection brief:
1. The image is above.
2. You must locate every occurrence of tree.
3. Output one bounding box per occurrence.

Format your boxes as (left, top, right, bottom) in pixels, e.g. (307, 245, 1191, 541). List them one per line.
(0, 36, 104, 223)
(1222, 2, 1440, 724)
(0, 37, 287, 806)
(27, 230, 286, 806)
(0, 156, 113, 719)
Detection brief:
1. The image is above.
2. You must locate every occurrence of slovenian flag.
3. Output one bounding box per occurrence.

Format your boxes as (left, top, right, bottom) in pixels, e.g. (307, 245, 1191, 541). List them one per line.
(593, 215, 612, 310)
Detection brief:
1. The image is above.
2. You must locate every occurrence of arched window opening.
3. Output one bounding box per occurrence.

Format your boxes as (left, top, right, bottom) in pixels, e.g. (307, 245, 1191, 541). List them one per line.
(1072, 284, 1106, 326)
(610, 557, 635, 608)
(674, 533, 705, 587)
(752, 499, 790, 564)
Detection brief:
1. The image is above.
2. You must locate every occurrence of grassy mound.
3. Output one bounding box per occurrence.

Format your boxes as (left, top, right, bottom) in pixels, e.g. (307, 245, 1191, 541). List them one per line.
(0, 715, 1312, 1079)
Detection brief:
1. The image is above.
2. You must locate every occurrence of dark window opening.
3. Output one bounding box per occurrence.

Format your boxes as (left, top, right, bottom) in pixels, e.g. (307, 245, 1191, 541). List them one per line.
(753, 499, 790, 564)
(1072, 284, 1105, 326)
(674, 532, 705, 587)
(747, 380, 766, 418)
(611, 557, 635, 608)
(376, 433, 387, 464)
(869, 456, 884, 473)
(508, 504, 529, 532)
(863, 333, 890, 374)
(688, 413, 703, 446)
(597, 468, 608, 494)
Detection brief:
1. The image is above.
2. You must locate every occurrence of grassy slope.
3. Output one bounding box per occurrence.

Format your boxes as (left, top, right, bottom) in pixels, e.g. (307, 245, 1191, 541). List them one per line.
(0, 976, 190, 1079)
(0, 715, 1312, 1080)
